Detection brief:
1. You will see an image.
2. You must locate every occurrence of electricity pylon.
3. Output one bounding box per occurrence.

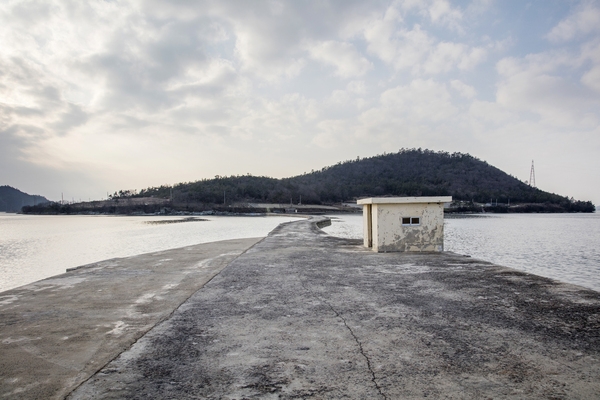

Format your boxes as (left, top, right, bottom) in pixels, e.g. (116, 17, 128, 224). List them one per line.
(529, 160, 536, 188)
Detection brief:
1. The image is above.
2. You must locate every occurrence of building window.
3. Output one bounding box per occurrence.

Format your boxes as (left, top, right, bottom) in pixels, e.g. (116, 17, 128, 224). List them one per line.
(402, 217, 420, 225)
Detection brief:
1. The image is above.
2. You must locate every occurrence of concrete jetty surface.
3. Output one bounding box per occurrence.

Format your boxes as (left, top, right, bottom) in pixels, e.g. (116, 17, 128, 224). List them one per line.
(2, 218, 600, 399)
(0, 237, 262, 399)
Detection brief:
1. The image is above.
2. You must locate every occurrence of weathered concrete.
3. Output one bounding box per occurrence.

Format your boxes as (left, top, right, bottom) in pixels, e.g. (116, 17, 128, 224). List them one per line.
(358, 197, 451, 252)
(0, 237, 262, 400)
(68, 217, 600, 399)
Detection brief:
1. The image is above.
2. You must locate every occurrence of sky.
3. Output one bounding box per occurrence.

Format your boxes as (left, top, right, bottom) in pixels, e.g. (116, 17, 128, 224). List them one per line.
(1, 0, 599, 205)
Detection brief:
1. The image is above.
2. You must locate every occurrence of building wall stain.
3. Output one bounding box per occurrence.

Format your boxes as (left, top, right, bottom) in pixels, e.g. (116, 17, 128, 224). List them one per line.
(372, 202, 446, 252)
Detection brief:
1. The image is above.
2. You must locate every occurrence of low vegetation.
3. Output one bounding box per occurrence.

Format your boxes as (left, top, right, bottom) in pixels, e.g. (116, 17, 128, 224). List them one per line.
(21, 149, 595, 214)
(129, 149, 594, 212)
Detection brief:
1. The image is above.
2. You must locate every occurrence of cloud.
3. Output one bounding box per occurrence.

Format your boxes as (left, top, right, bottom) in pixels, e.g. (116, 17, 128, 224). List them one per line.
(79, 18, 218, 112)
(233, 24, 307, 81)
(495, 52, 600, 127)
(308, 40, 373, 78)
(547, 1, 600, 43)
(362, 2, 485, 75)
(425, 0, 464, 31)
(423, 42, 486, 74)
(312, 119, 350, 148)
(450, 80, 476, 98)
(347, 80, 367, 95)
(50, 103, 89, 134)
(400, 0, 464, 32)
(0, 0, 599, 205)
(580, 40, 600, 92)
(379, 79, 458, 122)
(468, 100, 512, 125)
(0, 54, 80, 151)
(364, 20, 431, 72)
(341, 78, 463, 148)
(582, 65, 600, 92)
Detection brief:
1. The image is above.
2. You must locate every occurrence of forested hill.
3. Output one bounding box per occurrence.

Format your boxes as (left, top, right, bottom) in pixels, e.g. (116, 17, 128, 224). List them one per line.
(129, 149, 594, 211)
(289, 150, 549, 204)
(0, 186, 49, 212)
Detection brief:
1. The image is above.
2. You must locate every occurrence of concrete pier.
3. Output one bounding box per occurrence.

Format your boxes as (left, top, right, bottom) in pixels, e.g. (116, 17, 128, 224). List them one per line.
(2, 218, 600, 399)
(0, 237, 262, 399)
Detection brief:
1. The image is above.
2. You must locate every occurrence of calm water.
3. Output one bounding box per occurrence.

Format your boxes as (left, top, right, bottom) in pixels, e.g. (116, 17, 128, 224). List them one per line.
(0, 213, 301, 292)
(323, 213, 600, 292)
(2, 212, 599, 293)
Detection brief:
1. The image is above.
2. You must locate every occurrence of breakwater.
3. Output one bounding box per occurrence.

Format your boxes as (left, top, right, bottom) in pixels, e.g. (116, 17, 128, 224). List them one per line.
(2, 218, 600, 399)
(0, 214, 302, 292)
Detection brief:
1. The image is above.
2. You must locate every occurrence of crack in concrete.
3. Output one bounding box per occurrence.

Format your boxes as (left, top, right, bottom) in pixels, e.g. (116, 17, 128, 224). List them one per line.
(324, 301, 388, 400)
(65, 238, 267, 399)
(299, 279, 388, 400)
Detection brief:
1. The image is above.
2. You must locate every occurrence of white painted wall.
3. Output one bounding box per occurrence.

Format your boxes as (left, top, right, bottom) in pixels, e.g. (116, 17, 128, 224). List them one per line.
(358, 197, 450, 252)
(377, 203, 444, 252)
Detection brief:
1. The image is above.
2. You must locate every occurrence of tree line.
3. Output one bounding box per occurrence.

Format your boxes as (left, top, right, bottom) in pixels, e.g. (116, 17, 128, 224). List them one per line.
(21, 149, 595, 213)
(121, 149, 594, 212)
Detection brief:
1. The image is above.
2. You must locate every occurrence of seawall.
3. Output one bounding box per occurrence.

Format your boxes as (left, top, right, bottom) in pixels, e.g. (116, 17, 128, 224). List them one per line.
(0, 237, 262, 399)
(2, 217, 600, 399)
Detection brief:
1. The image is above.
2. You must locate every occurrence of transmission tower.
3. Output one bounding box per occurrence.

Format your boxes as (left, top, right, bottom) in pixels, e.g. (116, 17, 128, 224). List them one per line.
(529, 160, 536, 188)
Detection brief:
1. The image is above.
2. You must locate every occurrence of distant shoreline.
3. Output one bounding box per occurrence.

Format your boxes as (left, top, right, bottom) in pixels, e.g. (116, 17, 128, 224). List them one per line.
(18, 203, 595, 216)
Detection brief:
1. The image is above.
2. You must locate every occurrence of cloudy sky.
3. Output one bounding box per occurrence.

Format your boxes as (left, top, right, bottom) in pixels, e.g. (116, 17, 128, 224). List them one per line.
(1, 0, 599, 204)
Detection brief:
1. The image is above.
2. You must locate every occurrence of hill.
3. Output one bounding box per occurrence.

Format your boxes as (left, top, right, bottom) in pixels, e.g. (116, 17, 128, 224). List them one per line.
(0, 186, 49, 212)
(125, 149, 593, 212)
(22, 149, 596, 214)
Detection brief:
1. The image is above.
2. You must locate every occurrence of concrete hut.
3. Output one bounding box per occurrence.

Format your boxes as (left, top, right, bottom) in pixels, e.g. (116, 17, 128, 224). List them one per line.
(357, 196, 452, 252)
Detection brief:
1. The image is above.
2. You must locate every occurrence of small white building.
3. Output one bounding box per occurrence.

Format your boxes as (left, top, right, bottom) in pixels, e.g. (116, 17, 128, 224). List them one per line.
(357, 196, 452, 252)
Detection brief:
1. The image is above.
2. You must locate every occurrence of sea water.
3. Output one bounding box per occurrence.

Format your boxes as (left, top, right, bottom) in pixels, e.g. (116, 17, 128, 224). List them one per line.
(2, 212, 599, 293)
(0, 213, 301, 292)
(322, 213, 600, 293)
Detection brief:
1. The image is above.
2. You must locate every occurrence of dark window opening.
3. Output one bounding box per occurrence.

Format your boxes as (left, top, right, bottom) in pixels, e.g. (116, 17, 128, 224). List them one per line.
(402, 216, 421, 226)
